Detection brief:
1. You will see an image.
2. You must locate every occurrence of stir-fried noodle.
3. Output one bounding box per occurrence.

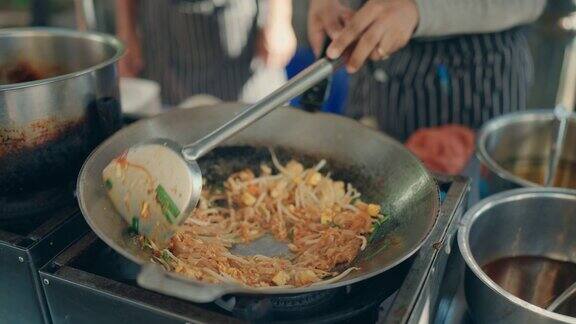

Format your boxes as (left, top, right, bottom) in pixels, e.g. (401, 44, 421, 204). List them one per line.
(139, 151, 386, 287)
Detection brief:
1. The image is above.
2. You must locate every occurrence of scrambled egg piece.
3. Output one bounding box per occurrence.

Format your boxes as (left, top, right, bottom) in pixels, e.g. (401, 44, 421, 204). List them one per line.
(272, 270, 290, 286)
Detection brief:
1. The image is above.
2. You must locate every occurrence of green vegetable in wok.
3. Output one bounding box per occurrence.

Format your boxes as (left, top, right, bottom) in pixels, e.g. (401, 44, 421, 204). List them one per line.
(155, 184, 180, 224)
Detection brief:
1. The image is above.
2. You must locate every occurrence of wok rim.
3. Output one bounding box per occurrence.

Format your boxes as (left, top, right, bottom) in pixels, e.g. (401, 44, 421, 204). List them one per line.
(77, 104, 441, 296)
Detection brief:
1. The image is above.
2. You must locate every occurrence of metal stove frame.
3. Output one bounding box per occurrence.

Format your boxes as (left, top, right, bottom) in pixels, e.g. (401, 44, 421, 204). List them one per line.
(39, 175, 469, 324)
(382, 174, 469, 323)
(0, 205, 89, 324)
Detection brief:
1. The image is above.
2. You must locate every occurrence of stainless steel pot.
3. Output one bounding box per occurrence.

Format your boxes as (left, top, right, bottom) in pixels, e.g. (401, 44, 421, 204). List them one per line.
(458, 187, 576, 323)
(0, 28, 123, 216)
(476, 110, 576, 198)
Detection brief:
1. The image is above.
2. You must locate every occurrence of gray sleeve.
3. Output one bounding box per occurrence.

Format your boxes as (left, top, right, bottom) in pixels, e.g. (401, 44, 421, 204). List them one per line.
(413, 0, 547, 38)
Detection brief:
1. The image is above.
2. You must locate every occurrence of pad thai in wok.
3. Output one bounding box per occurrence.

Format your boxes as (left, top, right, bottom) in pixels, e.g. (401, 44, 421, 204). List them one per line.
(135, 151, 387, 288)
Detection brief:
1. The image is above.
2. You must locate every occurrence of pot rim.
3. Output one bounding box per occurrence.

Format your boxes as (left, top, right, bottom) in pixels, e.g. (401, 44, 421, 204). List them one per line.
(476, 109, 576, 188)
(0, 27, 125, 92)
(458, 187, 576, 323)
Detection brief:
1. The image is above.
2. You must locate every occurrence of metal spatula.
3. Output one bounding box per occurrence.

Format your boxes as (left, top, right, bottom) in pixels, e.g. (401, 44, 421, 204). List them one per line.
(547, 281, 576, 313)
(545, 39, 576, 187)
(545, 105, 573, 186)
(103, 57, 342, 244)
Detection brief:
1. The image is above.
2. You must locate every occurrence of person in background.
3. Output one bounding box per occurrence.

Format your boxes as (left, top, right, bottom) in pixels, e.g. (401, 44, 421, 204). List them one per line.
(308, 0, 546, 173)
(116, 0, 296, 105)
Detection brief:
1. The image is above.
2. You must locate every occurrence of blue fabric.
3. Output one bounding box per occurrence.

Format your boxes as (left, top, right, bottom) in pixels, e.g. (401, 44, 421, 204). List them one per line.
(439, 191, 447, 203)
(285, 47, 348, 114)
(479, 179, 489, 200)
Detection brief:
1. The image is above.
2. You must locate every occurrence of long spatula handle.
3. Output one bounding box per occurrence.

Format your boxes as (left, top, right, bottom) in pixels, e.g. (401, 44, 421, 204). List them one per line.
(182, 57, 342, 161)
(545, 39, 576, 186)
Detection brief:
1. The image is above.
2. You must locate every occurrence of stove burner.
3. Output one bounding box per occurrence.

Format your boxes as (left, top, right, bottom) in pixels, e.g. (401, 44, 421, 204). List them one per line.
(220, 288, 344, 321)
(0, 210, 52, 236)
(69, 239, 139, 284)
(269, 289, 340, 310)
(0, 183, 75, 219)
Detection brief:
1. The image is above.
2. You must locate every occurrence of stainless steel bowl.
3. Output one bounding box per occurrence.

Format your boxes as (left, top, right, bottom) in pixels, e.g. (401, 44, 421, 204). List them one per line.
(459, 188, 576, 323)
(0, 28, 124, 216)
(477, 110, 576, 198)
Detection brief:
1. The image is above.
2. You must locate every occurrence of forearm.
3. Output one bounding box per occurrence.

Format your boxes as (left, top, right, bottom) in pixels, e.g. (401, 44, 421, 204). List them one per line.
(115, 0, 138, 38)
(267, 0, 293, 23)
(413, 0, 546, 38)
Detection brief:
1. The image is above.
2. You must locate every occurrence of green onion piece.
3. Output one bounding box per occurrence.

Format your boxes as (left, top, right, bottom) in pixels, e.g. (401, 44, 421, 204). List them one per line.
(105, 179, 113, 190)
(155, 185, 180, 224)
(161, 250, 171, 262)
(130, 216, 139, 233)
(369, 214, 389, 243)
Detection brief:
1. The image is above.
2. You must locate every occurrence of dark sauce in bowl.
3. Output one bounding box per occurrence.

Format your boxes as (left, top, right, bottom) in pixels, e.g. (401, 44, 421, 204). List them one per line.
(0, 61, 63, 85)
(500, 159, 576, 189)
(482, 256, 576, 310)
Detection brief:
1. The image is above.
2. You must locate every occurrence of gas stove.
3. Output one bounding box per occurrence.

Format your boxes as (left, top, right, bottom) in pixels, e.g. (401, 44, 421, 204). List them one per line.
(36, 175, 469, 324)
(0, 203, 89, 323)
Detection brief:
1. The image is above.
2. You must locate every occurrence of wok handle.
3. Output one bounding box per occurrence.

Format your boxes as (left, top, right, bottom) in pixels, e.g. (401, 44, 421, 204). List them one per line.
(137, 263, 231, 303)
(181, 57, 343, 161)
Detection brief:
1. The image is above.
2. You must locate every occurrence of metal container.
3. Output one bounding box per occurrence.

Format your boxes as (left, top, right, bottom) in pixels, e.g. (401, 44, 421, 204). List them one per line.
(458, 188, 576, 323)
(0, 28, 123, 217)
(476, 110, 576, 198)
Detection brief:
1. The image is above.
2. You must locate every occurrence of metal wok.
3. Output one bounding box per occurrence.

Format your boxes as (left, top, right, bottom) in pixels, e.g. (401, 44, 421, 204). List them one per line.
(77, 103, 440, 303)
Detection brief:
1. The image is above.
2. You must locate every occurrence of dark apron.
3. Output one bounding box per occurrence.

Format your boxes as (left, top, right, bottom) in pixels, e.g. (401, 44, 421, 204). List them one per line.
(137, 0, 281, 105)
(347, 28, 534, 141)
